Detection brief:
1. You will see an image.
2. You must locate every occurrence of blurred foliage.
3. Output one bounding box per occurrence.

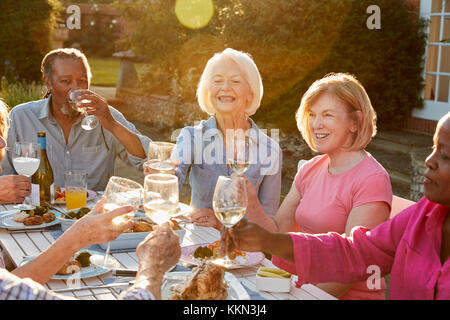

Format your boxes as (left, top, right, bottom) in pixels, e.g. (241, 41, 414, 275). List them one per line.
(117, 0, 427, 131)
(63, 3, 121, 57)
(0, 77, 46, 109)
(0, 0, 62, 83)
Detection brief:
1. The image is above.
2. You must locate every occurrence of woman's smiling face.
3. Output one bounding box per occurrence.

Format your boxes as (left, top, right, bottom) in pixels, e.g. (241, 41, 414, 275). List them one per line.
(307, 93, 357, 156)
(424, 115, 450, 206)
(209, 57, 253, 116)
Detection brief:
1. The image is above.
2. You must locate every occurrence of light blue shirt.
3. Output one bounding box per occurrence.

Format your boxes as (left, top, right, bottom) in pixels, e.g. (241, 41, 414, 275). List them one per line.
(173, 116, 282, 217)
(2, 96, 150, 191)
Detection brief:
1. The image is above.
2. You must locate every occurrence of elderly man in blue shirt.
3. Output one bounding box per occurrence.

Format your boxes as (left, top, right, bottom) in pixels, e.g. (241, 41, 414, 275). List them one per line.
(1, 48, 150, 192)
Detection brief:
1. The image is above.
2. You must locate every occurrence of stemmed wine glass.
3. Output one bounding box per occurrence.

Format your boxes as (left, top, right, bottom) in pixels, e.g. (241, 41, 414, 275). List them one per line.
(226, 135, 252, 175)
(143, 174, 179, 225)
(144, 142, 177, 175)
(68, 89, 99, 130)
(90, 176, 143, 269)
(213, 176, 248, 266)
(12, 142, 40, 210)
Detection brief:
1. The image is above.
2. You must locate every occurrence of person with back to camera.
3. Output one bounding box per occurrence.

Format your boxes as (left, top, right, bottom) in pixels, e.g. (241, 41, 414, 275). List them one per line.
(0, 99, 181, 299)
(241, 73, 393, 299)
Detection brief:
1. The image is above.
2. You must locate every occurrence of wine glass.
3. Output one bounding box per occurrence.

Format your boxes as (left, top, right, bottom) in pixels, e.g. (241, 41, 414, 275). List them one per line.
(12, 142, 40, 210)
(226, 135, 252, 175)
(144, 142, 177, 175)
(68, 89, 99, 130)
(213, 176, 248, 266)
(143, 174, 179, 225)
(90, 176, 143, 269)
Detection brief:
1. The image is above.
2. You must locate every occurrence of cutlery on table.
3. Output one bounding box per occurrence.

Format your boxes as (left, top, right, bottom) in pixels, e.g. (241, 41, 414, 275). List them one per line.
(8, 226, 60, 233)
(50, 281, 135, 293)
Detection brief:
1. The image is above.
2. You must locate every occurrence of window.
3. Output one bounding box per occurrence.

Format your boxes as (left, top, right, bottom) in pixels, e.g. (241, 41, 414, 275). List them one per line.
(424, 0, 450, 103)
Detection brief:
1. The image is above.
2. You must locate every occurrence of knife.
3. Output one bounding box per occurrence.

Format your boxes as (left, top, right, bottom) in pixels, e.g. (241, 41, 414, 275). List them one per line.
(112, 269, 191, 281)
(50, 281, 134, 293)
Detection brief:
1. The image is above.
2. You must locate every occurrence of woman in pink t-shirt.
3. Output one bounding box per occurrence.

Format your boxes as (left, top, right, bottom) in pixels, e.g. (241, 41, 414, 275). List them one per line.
(244, 73, 392, 299)
(223, 112, 450, 300)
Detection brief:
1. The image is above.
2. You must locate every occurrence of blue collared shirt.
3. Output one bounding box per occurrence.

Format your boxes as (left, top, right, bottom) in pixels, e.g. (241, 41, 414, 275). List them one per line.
(1, 96, 150, 191)
(173, 116, 282, 217)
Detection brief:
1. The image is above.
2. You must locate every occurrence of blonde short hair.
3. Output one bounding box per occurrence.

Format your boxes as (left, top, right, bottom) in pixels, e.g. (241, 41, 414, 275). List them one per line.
(296, 73, 377, 152)
(196, 48, 263, 116)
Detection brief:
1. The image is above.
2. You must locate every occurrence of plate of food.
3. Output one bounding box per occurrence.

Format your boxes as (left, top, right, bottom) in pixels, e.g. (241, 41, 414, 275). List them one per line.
(162, 262, 250, 300)
(98, 217, 186, 250)
(21, 249, 114, 280)
(54, 187, 97, 204)
(0, 206, 61, 229)
(180, 241, 265, 270)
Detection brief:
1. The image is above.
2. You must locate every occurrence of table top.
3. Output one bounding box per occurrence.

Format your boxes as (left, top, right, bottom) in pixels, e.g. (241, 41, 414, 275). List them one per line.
(0, 198, 336, 300)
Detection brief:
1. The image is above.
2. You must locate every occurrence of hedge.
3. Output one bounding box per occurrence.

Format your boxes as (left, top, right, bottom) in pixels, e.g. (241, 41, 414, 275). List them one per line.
(0, 0, 61, 83)
(119, 0, 427, 131)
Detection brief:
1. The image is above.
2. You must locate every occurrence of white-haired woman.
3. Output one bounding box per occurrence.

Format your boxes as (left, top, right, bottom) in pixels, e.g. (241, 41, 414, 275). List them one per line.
(173, 48, 282, 229)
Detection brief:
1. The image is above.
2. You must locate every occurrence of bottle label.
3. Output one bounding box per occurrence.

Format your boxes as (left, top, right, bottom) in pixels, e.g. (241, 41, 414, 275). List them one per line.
(31, 183, 40, 206)
(38, 136, 46, 150)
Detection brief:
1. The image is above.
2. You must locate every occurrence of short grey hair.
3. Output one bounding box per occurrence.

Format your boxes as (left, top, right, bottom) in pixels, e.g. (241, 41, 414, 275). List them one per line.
(196, 48, 263, 116)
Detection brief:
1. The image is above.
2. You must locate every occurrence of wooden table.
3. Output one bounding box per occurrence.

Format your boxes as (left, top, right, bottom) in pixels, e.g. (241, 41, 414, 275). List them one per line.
(0, 199, 336, 301)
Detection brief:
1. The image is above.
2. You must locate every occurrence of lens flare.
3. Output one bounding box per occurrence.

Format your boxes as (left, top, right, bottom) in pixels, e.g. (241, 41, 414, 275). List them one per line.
(175, 0, 214, 29)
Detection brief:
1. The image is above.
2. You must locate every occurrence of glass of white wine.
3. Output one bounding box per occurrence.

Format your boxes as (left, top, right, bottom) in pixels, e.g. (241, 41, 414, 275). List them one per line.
(226, 135, 252, 175)
(143, 174, 179, 225)
(90, 176, 143, 269)
(68, 89, 99, 130)
(12, 142, 40, 210)
(212, 176, 248, 266)
(144, 142, 177, 175)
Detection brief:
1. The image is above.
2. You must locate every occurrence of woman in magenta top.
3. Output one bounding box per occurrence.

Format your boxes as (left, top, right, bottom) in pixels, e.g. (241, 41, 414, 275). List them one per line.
(244, 73, 392, 299)
(223, 112, 450, 300)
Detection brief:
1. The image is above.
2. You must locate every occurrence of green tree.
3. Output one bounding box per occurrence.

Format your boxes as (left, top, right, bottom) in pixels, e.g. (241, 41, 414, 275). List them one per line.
(0, 0, 62, 83)
(117, 0, 427, 130)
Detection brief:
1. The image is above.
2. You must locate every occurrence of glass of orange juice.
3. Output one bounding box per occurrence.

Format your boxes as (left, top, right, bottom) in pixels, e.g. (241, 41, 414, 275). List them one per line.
(64, 170, 88, 211)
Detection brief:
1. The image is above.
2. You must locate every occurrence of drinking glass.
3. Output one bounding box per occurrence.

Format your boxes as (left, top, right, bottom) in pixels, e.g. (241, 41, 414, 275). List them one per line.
(90, 176, 143, 269)
(64, 170, 88, 211)
(144, 142, 176, 175)
(143, 174, 179, 225)
(226, 135, 252, 175)
(213, 176, 247, 266)
(12, 142, 40, 210)
(68, 89, 99, 130)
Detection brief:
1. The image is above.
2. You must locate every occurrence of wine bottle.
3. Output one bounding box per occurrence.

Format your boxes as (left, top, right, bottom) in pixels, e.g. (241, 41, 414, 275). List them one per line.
(31, 132, 54, 206)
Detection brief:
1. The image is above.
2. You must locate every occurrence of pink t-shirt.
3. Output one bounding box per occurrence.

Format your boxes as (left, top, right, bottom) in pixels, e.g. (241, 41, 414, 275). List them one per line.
(293, 153, 392, 299)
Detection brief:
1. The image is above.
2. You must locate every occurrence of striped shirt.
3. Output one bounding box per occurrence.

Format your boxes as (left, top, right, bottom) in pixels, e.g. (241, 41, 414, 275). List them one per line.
(0, 268, 154, 300)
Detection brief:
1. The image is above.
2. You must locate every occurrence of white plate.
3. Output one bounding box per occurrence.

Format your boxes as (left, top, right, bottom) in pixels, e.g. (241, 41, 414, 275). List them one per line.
(180, 243, 265, 270)
(136, 202, 192, 218)
(0, 210, 61, 230)
(162, 271, 250, 300)
(21, 249, 115, 280)
(98, 224, 186, 250)
(54, 189, 97, 204)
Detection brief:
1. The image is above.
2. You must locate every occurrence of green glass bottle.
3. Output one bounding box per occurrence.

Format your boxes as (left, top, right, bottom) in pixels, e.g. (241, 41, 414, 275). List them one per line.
(31, 132, 54, 206)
